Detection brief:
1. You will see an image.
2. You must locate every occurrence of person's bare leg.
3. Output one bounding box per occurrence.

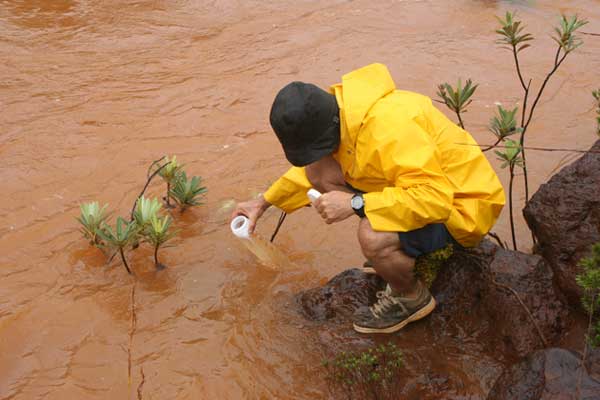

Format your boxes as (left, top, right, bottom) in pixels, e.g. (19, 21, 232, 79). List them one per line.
(305, 154, 351, 194)
(357, 218, 419, 298)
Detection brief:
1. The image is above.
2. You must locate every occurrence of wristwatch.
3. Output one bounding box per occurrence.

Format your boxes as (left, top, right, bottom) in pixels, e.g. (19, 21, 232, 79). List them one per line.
(351, 194, 366, 218)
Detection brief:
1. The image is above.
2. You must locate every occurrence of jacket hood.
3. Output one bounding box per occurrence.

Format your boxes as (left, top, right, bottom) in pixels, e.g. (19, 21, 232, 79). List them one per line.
(336, 63, 396, 138)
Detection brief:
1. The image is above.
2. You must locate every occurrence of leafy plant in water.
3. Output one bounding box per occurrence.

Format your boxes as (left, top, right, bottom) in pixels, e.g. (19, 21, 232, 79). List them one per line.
(79, 156, 206, 274)
(96, 217, 139, 275)
(576, 243, 600, 348)
(169, 171, 207, 212)
(439, 12, 587, 249)
(323, 343, 404, 400)
(157, 156, 184, 207)
(144, 215, 177, 270)
(436, 79, 478, 129)
(495, 11, 534, 52)
(76, 201, 110, 245)
(489, 106, 521, 141)
(593, 89, 600, 137)
(497, 12, 587, 209)
(551, 15, 588, 54)
(133, 195, 162, 233)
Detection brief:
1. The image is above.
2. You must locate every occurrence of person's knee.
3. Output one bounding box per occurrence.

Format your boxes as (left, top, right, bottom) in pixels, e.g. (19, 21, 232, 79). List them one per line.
(358, 218, 390, 260)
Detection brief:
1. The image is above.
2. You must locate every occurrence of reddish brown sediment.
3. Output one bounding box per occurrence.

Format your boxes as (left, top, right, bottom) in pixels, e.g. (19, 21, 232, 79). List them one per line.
(1, 1, 599, 399)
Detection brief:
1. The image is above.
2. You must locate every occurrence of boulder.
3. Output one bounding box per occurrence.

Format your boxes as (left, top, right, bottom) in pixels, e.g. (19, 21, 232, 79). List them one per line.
(430, 241, 568, 358)
(487, 348, 600, 400)
(523, 139, 600, 307)
(297, 268, 385, 321)
(298, 241, 568, 358)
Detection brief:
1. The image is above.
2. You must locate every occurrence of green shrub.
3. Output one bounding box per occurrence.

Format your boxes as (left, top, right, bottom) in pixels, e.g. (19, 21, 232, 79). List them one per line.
(576, 243, 600, 348)
(323, 343, 403, 400)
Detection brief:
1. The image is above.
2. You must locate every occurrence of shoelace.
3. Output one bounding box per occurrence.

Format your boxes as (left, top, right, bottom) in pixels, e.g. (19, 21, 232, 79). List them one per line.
(370, 290, 408, 318)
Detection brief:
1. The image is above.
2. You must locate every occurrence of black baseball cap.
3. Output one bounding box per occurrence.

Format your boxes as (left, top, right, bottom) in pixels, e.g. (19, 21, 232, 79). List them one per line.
(269, 81, 340, 167)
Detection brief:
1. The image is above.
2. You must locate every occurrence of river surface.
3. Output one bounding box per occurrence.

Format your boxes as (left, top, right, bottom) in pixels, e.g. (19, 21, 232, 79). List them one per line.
(1, 0, 599, 399)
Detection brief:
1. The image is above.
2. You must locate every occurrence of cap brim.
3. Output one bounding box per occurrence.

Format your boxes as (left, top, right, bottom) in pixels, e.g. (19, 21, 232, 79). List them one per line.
(283, 122, 340, 167)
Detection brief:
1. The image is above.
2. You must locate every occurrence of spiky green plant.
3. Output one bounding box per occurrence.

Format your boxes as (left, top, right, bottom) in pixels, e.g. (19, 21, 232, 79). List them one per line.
(77, 201, 110, 245)
(593, 89, 600, 137)
(436, 79, 478, 129)
(323, 343, 404, 400)
(552, 14, 588, 54)
(489, 106, 521, 140)
(144, 215, 177, 270)
(495, 11, 534, 52)
(157, 156, 184, 207)
(133, 196, 162, 233)
(169, 171, 207, 211)
(96, 217, 139, 274)
(577, 243, 600, 348)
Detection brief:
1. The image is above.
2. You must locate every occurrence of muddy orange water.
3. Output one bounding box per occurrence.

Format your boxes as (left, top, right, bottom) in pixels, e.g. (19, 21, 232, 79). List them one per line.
(1, 1, 599, 399)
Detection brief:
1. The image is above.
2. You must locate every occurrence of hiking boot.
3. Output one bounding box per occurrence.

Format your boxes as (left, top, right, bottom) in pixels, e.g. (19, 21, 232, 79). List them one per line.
(353, 282, 436, 334)
(362, 260, 377, 274)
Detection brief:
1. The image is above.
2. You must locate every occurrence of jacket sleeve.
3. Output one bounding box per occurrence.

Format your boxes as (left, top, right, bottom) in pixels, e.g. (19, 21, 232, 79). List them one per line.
(362, 116, 454, 232)
(263, 167, 312, 213)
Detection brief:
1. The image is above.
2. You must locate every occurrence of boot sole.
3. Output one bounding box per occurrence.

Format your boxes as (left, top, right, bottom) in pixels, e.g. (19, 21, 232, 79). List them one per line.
(352, 296, 436, 334)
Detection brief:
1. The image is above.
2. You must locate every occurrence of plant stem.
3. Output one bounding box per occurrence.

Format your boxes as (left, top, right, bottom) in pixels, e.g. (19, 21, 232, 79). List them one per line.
(455, 110, 465, 129)
(270, 211, 287, 243)
(481, 137, 503, 152)
(120, 247, 132, 275)
(130, 160, 169, 221)
(523, 47, 568, 131)
(154, 244, 159, 268)
(508, 163, 517, 251)
(512, 46, 528, 93)
(166, 182, 171, 207)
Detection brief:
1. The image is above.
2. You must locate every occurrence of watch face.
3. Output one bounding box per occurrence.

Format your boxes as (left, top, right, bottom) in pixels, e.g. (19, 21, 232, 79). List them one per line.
(351, 195, 364, 209)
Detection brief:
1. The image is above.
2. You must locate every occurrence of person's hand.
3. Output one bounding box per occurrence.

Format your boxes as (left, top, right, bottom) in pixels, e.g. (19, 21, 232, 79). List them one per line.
(231, 196, 271, 234)
(314, 191, 354, 224)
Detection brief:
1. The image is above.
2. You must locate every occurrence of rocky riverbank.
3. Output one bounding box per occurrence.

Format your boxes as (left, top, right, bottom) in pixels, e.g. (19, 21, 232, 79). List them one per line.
(297, 139, 600, 399)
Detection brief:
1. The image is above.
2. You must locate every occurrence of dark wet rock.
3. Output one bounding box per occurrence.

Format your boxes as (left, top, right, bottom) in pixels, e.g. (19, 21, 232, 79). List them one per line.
(431, 241, 569, 358)
(523, 139, 600, 307)
(487, 348, 600, 400)
(299, 241, 568, 358)
(297, 268, 385, 321)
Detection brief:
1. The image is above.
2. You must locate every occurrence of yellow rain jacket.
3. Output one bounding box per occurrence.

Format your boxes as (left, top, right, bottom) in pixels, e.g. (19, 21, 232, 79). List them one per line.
(263, 63, 505, 247)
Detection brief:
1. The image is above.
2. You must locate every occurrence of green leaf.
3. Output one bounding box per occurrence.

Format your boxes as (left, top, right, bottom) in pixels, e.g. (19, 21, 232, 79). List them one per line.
(133, 196, 162, 229)
(76, 201, 111, 245)
(489, 105, 519, 140)
(169, 171, 208, 210)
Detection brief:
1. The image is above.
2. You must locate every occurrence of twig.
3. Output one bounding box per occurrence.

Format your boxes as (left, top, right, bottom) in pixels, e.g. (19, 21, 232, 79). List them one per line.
(508, 163, 517, 250)
(146, 156, 166, 178)
(130, 161, 170, 220)
(481, 137, 503, 152)
(456, 110, 465, 130)
(455, 143, 600, 154)
(491, 279, 548, 347)
(487, 232, 506, 249)
(137, 367, 145, 400)
(581, 31, 600, 37)
(270, 211, 287, 243)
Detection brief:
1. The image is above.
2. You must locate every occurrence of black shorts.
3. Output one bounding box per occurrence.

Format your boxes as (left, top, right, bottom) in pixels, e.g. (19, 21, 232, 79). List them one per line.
(346, 183, 460, 258)
(398, 223, 460, 258)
